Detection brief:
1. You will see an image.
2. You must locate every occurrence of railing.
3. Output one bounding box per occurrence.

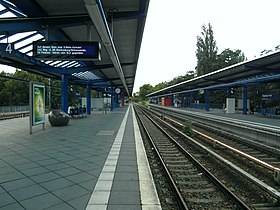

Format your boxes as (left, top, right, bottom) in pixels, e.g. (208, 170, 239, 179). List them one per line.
(0, 106, 29, 113)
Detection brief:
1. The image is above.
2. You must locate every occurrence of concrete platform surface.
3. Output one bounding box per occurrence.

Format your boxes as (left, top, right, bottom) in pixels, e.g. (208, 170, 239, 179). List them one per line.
(0, 105, 161, 210)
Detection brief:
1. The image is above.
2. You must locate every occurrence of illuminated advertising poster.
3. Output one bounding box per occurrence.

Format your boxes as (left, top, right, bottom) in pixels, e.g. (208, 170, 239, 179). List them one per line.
(32, 83, 45, 125)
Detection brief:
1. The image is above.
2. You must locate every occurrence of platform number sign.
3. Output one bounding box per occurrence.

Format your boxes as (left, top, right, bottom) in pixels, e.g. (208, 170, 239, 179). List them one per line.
(0, 43, 15, 57)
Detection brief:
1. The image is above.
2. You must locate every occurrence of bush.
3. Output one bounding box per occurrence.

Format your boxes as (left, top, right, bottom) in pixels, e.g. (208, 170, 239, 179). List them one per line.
(182, 120, 193, 136)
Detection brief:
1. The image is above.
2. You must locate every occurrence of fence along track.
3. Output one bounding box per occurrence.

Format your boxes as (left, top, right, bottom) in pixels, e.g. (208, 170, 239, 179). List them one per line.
(134, 105, 249, 209)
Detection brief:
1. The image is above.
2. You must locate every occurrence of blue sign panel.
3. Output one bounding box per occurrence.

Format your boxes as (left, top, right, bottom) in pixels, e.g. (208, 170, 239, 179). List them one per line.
(33, 41, 101, 61)
(0, 43, 15, 57)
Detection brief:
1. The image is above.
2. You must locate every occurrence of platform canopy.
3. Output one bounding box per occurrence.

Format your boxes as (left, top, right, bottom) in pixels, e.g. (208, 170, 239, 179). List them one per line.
(0, 0, 150, 96)
(147, 51, 280, 97)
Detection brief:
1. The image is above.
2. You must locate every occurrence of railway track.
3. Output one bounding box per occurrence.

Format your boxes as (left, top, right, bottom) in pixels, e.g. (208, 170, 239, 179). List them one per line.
(134, 105, 249, 209)
(147, 106, 280, 189)
(134, 104, 280, 209)
(0, 111, 29, 121)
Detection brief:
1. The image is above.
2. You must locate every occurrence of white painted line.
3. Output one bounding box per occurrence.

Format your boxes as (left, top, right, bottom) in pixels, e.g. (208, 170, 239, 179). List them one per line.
(132, 106, 162, 209)
(86, 106, 130, 210)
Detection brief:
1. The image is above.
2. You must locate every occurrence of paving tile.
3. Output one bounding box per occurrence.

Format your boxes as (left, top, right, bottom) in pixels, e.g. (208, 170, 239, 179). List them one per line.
(107, 205, 141, 210)
(20, 193, 62, 210)
(44, 163, 70, 171)
(9, 184, 48, 201)
(117, 160, 137, 166)
(1, 177, 36, 192)
(0, 161, 9, 168)
(54, 167, 82, 176)
(108, 189, 140, 205)
(74, 163, 100, 171)
(86, 204, 107, 210)
(0, 166, 17, 175)
(35, 158, 60, 166)
(40, 177, 74, 191)
(26, 155, 50, 162)
(5, 158, 31, 166)
(67, 194, 91, 210)
(65, 159, 89, 166)
(44, 202, 75, 210)
(29, 171, 61, 183)
(78, 179, 98, 191)
(111, 180, 139, 191)
(21, 166, 50, 176)
(114, 172, 138, 181)
(52, 184, 90, 201)
(65, 172, 96, 184)
(73, 153, 93, 159)
(0, 186, 5, 194)
(0, 171, 25, 184)
(88, 191, 110, 205)
(0, 202, 25, 210)
(13, 162, 40, 170)
(0, 192, 16, 207)
(115, 165, 137, 173)
(53, 155, 76, 162)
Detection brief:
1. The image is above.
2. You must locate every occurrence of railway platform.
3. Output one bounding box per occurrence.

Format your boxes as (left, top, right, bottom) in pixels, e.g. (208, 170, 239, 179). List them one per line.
(150, 104, 280, 149)
(150, 104, 280, 128)
(0, 105, 161, 210)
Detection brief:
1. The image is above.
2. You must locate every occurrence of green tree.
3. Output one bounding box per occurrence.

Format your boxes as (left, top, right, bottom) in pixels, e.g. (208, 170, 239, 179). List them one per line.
(216, 48, 245, 69)
(153, 82, 167, 92)
(196, 23, 218, 76)
(139, 84, 153, 100)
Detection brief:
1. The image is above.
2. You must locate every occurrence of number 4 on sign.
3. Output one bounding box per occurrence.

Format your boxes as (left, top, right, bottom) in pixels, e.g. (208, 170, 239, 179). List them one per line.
(6, 44, 12, 54)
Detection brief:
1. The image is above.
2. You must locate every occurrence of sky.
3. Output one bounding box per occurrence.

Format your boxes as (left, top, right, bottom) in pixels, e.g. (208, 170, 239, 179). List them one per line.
(132, 0, 280, 93)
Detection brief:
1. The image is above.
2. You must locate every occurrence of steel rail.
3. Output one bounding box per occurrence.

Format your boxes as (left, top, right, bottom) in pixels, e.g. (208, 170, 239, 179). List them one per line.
(134, 106, 189, 210)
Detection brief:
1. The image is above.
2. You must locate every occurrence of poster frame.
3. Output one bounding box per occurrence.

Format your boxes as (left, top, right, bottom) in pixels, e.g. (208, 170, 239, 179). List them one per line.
(29, 82, 45, 134)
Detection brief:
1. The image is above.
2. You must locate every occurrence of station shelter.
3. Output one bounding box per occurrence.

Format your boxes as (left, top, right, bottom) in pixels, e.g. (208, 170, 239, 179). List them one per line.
(0, 0, 149, 113)
(147, 51, 280, 116)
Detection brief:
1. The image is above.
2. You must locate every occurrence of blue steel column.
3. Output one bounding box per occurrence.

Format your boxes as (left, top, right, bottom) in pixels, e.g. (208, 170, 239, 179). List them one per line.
(205, 90, 209, 111)
(111, 87, 114, 111)
(243, 85, 247, 115)
(190, 93, 193, 108)
(86, 83, 91, 115)
(61, 74, 68, 113)
(116, 93, 119, 108)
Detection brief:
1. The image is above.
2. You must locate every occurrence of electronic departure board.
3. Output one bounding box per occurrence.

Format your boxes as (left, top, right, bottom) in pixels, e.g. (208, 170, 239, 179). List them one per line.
(33, 41, 101, 61)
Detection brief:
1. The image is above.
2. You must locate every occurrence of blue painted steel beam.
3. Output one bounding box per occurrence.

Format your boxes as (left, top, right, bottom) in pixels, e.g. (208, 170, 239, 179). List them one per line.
(205, 90, 209, 111)
(108, 11, 145, 22)
(61, 74, 69, 113)
(0, 34, 8, 42)
(0, 15, 91, 35)
(8, 0, 47, 17)
(86, 83, 91, 115)
(0, 0, 25, 17)
(8, 0, 71, 41)
(243, 86, 247, 115)
(0, 9, 8, 15)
